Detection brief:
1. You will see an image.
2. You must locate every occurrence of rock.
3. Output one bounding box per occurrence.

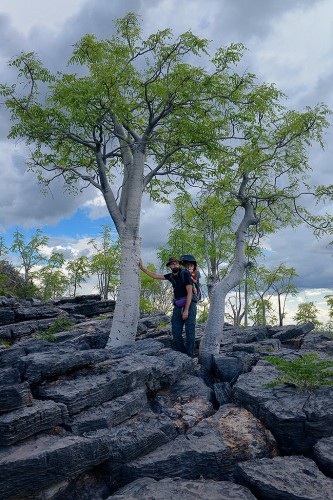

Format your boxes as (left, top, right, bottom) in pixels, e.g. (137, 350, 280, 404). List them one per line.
(233, 358, 333, 454)
(0, 381, 32, 413)
(0, 433, 110, 499)
(121, 404, 277, 483)
(313, 436, 333, 478)
(0, 399, 68, 446)
(235, 455, 333, 500)
(108, 477, 257, 499)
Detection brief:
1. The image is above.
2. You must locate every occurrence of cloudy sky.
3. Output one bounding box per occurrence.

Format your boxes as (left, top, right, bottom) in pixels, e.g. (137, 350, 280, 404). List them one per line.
(0, 0, 332, 322)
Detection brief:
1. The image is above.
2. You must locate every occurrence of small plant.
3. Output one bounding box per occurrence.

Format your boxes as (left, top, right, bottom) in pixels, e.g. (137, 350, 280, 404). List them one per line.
(0, 339, 11, 349)
(35, 316, 74, 342)
(37, 332, 57, 342)
(263, 353, 333, 392)
(46, 317, 74, 335)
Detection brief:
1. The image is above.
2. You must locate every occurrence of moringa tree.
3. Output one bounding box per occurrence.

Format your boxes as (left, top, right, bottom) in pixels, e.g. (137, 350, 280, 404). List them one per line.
(1, 14, 331, 355)
(1, 13, 281, 347)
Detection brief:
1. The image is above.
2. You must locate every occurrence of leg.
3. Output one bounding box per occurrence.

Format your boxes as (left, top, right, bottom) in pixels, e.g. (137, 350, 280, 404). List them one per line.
(171, 306, 186, 353)
(184, 301, 197, 357)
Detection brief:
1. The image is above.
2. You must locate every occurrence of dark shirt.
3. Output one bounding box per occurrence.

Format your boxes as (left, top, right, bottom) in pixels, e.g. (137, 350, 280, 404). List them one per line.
(164, 269, 192, 299)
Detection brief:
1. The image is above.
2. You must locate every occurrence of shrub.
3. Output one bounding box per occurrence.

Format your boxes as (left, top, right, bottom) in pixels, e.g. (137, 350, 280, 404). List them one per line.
(263, 353, 333, 392)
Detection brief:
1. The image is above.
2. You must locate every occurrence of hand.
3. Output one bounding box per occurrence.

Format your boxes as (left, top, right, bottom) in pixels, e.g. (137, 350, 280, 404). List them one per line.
(139, 258, 143, 269)
(182, 309, 189, 320)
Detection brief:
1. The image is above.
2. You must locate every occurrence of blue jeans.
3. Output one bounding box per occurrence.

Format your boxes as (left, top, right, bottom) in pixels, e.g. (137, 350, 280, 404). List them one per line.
(171, 300, 197, 357)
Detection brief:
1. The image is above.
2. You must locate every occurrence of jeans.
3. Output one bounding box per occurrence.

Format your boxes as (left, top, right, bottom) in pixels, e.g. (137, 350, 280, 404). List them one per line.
(171, 300, 197, 357)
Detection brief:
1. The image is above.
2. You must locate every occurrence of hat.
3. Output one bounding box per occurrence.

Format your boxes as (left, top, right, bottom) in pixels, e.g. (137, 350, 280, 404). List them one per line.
(179, 254, 197, 264)
(165, 256, 179, 267)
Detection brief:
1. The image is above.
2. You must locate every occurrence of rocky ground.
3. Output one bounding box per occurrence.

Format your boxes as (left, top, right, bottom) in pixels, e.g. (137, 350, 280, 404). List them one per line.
(0, 295, 333, 499)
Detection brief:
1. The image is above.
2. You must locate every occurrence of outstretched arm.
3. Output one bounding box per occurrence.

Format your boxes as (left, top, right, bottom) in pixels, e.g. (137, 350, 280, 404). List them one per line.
(139, 259, 166, 280)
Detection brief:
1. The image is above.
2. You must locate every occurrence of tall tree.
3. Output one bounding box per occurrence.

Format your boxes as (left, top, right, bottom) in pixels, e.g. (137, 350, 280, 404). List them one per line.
(198, 123, 332, 368)
(1, 14, 258, 346)
(2, 14, 331, 357)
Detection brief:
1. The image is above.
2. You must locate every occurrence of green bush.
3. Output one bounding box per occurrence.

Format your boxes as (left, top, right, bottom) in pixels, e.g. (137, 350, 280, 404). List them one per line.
(263, 353, 333, 392)
(36, 316, 74, 342)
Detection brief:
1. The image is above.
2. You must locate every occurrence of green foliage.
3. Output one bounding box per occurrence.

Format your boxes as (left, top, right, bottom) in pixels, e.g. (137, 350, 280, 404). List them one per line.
(0, 260, 25, 296)
(140, 263, 172, 314)
(293, 301, 323, 330)
(0, 339, 11, 349)
(88, 226, 120, 300)
(48, 317, 74, 334)
(36, 316, 74, 342)
(197, 307, 209, 324)
(264, 353, 333, 392)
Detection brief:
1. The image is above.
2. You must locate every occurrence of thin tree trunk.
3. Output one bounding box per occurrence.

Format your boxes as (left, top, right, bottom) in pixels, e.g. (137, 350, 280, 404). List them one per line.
(199, 175, 257, 370)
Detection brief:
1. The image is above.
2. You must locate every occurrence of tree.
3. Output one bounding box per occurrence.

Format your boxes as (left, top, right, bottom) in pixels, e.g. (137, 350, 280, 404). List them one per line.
(10, 229, 49, 298)
(270, 265, 298, 326)
(198, 112, 331, 368)
(140, 262, 172, 314)
(293, 301, 322, 330)
(158, 191, 235, 298)
(66, 256, 90, 297)
(248, 297, 277, 326)
(1, 14, 260, 346)
(0, 260, 25, 296)
(36, 252, 68, 300)
(88, 226, 120, 300)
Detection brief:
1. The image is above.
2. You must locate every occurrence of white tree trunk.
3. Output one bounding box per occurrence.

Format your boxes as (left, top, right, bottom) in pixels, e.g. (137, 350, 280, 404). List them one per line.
(106, 146, 145, 348)
(106, 229, 141, 348)
(199, 188, 257, 370)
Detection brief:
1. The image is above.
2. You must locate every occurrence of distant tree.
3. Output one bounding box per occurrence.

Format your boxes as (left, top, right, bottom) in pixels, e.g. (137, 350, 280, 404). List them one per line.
(248, 298, 277, 326)
(271, 265, 298, 326)
(36, 252, 68, 300)
(10, 229, 49, 298)
(89, 226, 120, 300)
(140, 262, 173, 314)
(0, 237, 8, 259)
(66, 256, 90, 297)
(0, 260, 25, 296)
(293, 301, 322, 330)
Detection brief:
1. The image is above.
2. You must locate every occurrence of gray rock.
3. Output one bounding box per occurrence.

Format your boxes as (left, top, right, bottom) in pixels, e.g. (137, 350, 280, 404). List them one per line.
(313, 436, 333, 478)
(0, 433, 110, 499)
(69, 388, 148, 434)
(0, 399, 68, 446)
(121, 404, 277, 483)
(109, 477, 257, 499)
(233, 359, 333, 454)
(0, 381, 32, 413)
(235, 455, 333, 500)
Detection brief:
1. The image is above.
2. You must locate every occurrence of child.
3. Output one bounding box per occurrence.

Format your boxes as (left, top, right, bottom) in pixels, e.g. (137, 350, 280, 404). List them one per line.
(179, 254, 201, 301)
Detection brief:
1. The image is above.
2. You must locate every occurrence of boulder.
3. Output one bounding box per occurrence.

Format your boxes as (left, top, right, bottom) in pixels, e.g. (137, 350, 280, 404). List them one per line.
(235, 455, 333, 500)
(109, 477, 257, 499)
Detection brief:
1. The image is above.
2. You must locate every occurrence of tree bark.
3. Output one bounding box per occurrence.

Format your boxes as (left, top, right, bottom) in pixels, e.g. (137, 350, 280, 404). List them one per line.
(199, 181, 257, 370)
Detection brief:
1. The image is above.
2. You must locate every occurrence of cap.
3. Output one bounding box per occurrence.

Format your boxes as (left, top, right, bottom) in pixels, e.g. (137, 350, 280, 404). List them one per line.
(166, 256, 180, 267)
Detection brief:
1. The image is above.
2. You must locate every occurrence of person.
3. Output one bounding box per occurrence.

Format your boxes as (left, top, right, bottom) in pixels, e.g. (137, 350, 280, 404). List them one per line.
(139, 255, 197, 357)
(180, 254, 201, 300)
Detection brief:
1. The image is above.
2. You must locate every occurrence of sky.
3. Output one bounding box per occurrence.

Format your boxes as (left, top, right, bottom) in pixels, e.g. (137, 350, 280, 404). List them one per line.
(0, 0, 332, 323)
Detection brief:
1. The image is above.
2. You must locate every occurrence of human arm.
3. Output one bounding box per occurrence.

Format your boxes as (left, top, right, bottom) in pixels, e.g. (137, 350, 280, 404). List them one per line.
(182, 283, 193, 319)
(139, 259, 166, 280)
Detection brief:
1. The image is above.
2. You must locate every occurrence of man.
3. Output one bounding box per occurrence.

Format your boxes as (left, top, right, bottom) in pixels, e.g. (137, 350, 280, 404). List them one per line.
(139, 256, 197, 357)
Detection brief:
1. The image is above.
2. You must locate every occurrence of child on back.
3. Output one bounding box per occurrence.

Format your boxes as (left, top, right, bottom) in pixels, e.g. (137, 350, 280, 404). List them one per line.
(180, 254, 201, 301)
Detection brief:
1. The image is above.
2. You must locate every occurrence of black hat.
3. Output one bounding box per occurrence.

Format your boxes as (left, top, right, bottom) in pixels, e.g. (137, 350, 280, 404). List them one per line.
(179, 254, 197, 266)
(166, 256, 180, 267)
